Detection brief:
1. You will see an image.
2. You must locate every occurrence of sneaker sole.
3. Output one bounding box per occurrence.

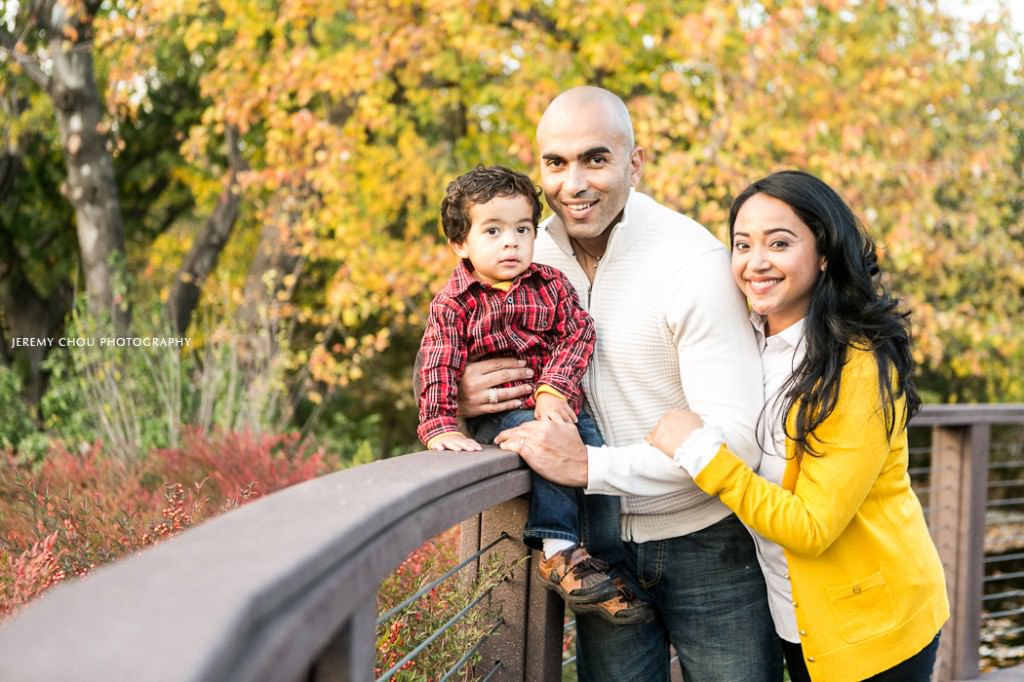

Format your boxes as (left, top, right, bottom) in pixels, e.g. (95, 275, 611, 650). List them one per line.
(535, 573, 620, 606)
(571, 601, 657, 626)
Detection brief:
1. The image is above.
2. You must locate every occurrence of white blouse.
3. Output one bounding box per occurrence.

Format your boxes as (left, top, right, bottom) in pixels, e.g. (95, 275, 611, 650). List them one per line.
(748, 314, 804, 643)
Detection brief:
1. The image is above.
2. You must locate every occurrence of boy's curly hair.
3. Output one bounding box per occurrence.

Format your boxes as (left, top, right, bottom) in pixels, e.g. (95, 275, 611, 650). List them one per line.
(440, 165, 543, 243)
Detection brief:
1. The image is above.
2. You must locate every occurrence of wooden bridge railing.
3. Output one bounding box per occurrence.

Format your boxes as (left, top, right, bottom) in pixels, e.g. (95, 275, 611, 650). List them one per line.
(0, 404, 1023, 681)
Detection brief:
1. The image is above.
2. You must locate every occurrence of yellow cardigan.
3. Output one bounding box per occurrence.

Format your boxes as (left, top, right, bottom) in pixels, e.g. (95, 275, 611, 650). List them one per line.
(694, 347, 948, 682)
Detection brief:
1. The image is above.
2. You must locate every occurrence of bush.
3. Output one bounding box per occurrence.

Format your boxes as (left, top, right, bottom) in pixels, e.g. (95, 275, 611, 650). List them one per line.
(0, 428, 330, 621)
(0, 367, 39, 457)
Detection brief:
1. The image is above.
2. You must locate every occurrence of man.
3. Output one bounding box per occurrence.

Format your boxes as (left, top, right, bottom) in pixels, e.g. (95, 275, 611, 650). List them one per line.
(459, 86, 779, 680)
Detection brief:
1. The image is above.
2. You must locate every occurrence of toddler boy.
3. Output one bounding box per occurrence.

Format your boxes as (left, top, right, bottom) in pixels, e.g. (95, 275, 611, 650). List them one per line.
(417, 165, 651, 624)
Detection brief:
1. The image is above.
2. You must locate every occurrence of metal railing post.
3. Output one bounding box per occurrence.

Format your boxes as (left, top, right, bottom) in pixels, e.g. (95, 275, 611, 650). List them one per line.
(310, 599, 377, 682)
(461, 499, 565, 680)
(524, 563, 566, 681)
(476, 497, 531, 679)
(930, 424, 990, 681)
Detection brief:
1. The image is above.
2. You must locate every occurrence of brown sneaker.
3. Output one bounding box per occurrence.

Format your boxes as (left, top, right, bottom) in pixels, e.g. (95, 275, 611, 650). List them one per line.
(536, 545, 618, 605)
(573, 577, 656, 625)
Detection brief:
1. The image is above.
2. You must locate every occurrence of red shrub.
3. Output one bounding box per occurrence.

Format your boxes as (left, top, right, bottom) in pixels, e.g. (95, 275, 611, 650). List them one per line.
(0, 429, 330, 621)
(156, 427, 328, 507)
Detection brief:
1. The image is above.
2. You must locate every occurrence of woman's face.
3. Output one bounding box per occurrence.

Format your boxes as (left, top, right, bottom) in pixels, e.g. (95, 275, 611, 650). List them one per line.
(731, 193, 825, 336)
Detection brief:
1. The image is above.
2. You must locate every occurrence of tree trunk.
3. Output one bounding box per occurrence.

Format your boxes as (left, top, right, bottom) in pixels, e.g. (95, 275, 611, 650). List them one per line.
(45, 2, 129, 333)
(0, 267, 72, 405)
(237, 204, 305, 334)
(166, 126, 246, 335)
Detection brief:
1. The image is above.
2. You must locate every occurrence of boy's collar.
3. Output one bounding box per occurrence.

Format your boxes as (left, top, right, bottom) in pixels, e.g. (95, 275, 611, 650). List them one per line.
(449, 259, 545, 295)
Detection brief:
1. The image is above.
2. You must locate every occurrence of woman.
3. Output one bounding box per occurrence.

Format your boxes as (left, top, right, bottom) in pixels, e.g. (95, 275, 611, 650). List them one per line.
(647, 170, 948, 681)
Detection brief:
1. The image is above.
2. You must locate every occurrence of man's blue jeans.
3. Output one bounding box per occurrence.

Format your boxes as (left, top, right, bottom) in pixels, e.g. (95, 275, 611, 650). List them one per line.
(575, 514, 782, 682)
(469, 409, 620, 555)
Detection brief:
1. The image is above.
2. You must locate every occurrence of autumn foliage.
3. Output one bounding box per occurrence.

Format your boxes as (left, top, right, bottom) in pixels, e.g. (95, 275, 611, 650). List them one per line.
(4, 2, 1023, 464)
(0, 430, 329, 620)
(113, 0, 1023, 409)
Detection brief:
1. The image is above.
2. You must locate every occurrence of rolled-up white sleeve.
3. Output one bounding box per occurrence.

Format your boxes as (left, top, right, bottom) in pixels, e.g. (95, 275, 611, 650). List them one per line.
(585, 421, 728, 496)
(672, 423, 727, 477)
(586, 442, 692, 496)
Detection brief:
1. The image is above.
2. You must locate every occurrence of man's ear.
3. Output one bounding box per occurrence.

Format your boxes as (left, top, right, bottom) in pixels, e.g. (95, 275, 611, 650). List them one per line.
(629, 145, 646, 187)
(449, 239, 469, 259)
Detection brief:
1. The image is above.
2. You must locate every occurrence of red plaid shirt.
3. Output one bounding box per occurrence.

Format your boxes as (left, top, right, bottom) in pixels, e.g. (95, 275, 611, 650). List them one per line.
(417, 260, 595, 445)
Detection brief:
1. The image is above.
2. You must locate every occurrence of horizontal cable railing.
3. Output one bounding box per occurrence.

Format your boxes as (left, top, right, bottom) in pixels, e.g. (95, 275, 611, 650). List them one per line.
(977, 425, 1024, 669)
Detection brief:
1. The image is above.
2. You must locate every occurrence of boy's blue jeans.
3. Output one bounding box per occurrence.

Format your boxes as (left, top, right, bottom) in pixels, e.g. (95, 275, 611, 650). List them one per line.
(469, 408, 620, 558)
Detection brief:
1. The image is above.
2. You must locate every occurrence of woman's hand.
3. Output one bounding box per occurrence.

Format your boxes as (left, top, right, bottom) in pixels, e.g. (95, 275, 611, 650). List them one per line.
(646, 409, 705, 456)
(456, 358, 534, 417)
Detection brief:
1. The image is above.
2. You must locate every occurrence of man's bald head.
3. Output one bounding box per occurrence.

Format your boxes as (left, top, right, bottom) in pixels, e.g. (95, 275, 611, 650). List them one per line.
(537, 86, 635, 150)
(534, 86, 644, 245)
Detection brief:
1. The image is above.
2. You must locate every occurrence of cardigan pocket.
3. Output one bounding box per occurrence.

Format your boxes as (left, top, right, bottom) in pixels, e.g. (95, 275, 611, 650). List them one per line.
(826, 571, 897, 644)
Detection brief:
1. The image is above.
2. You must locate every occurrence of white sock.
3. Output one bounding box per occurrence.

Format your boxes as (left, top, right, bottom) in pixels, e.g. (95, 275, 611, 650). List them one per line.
(543, 538, 576, 559)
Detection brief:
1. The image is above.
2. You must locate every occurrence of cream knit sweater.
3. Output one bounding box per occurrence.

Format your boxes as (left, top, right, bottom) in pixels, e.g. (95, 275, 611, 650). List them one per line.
(533, 190, 763, 542)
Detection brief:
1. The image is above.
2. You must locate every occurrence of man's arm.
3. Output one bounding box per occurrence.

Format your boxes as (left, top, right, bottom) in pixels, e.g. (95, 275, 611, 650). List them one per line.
(664, 247, 762, 468)
(496, 420, 690, 497)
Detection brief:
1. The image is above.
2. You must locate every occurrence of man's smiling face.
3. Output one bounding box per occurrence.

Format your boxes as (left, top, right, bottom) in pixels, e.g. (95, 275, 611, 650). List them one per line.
(536, 95, 643, 243)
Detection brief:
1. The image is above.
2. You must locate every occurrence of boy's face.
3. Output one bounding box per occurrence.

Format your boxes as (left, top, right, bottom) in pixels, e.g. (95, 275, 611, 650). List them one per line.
(451, 194, 536, 284)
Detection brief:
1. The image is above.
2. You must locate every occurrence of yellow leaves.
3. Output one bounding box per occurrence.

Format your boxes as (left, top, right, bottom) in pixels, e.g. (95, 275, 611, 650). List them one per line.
(840, 125, 864, 153)
(624, 3, 647, 28)
(71, 0, 1022, 404)
(659, 71, 683, 94)
(817, 43, 839, 65)
(183, 18, 219, 53)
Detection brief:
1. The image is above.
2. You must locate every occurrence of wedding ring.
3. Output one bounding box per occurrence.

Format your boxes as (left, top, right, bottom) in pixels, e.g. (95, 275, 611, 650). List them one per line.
(487, 387, 499, 405)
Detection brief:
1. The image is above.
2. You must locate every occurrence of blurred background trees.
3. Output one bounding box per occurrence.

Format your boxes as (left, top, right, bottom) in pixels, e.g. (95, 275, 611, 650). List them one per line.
(2, 0, 1022, 462)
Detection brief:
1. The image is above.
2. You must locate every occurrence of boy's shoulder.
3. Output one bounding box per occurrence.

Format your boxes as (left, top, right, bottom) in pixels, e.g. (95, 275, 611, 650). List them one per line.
(528, 262, 572, 285)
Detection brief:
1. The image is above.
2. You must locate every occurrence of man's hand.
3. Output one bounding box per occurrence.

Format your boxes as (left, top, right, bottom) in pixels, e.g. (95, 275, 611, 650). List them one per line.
(534, 392, 577, 424)
(645, 408, 705, 456)
(495, 420, 588, 487)
(457, 358, 534, 417)
(431, 433, 483, 452)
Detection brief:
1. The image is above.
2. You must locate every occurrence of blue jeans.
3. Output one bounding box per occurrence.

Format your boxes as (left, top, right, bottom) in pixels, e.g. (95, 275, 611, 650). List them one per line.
(575, 514, 781, 682)
(469, 409, 619, 556)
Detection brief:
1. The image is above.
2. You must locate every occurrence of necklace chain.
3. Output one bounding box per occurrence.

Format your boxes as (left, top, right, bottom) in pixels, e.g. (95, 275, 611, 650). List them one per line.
(570, 237, 603, 264)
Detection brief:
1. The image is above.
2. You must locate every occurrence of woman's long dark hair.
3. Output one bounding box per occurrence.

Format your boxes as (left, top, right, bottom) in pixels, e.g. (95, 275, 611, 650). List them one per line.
(729, 170, 921, 455)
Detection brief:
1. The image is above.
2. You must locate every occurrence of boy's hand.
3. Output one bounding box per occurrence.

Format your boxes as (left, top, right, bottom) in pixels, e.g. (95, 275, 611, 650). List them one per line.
(534, 392, 577, 424)
(432, 433, 483, 452)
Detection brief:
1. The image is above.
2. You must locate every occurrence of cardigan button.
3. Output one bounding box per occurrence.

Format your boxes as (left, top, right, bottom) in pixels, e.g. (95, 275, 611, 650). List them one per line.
(807, 657, 815, 663)
(791, 600, 798, 607)
(853, 585, 862, 594)
(799, 629, 807, 636)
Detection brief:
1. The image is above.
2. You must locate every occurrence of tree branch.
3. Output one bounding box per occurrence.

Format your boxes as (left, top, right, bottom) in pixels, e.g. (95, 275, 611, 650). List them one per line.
(0, 27, 49, 88)
(166, 125, 248, 335)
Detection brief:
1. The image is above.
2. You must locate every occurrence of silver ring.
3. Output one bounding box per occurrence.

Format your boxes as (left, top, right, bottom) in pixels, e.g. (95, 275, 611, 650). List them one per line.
(487, 387, 499, 405)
